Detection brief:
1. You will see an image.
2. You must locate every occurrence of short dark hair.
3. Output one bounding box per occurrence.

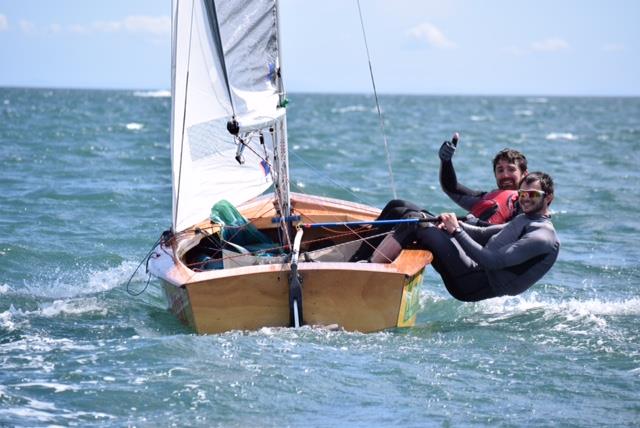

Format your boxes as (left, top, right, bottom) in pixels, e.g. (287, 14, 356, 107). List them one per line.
(521, 171, 554, 196)
(493, 149, 527, 174)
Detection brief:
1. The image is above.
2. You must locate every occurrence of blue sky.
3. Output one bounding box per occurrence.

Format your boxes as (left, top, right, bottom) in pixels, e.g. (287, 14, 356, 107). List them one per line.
(0, 0, 638, 96)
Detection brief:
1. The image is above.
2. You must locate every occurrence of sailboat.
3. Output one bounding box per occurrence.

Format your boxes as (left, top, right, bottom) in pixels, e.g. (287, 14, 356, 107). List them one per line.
(147, 0, 433, 334)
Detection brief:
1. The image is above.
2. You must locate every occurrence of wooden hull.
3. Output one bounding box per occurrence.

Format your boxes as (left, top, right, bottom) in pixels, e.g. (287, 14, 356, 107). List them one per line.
(148, 193, 432, 334)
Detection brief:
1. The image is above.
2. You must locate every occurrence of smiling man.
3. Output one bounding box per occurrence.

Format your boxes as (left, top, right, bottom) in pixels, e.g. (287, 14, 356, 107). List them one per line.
(439, 133, 528, 225)
(370, 172, 560, 302)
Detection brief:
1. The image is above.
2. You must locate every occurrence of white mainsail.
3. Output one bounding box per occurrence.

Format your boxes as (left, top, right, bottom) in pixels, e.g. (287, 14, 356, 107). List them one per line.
(171, 0, 286, 232)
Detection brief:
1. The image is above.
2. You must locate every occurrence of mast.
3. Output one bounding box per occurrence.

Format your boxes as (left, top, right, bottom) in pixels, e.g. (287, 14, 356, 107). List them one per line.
(272, 0, 293, 247)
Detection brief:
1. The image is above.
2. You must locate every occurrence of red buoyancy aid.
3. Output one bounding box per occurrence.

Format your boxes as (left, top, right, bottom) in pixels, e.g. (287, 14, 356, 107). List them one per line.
(469, 189, 519, 224)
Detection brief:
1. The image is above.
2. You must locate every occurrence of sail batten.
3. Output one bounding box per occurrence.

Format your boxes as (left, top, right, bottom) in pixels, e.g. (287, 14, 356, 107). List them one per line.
(171, 0, 285, 232)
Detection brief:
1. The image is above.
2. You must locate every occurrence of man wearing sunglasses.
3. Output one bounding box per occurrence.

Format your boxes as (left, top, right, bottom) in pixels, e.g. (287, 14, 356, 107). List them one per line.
(371, 172, 560, 301)
(439, 133, 528, 225)
(350, 137, 530, 263)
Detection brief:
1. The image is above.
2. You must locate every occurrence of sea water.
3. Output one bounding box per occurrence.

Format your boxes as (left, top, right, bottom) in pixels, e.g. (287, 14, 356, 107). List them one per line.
(0, 88, 639, 426)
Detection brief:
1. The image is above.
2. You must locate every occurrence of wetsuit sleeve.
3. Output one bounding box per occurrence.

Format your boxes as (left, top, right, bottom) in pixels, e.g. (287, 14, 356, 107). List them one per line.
(454, 223, 556, 270)
(459, 222, 505, 246)
(439, 159, 485, 212)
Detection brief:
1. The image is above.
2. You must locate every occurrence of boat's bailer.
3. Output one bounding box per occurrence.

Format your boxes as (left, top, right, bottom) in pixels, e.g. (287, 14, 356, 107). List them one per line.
(148, 0, 433, 334)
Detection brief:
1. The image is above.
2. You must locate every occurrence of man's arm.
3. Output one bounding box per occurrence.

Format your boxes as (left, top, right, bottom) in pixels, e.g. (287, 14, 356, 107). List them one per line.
(455, 223, 555, 270)
(459, 221, 505, 246)
(438, 135, 486, 212)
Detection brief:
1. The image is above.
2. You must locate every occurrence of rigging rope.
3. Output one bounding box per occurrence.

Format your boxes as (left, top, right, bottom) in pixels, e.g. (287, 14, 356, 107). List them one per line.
(183, 226, 393, 270)
(289, 150, 368, 205)
(356, 0, 397, 200)
(125, 236, 163, 296)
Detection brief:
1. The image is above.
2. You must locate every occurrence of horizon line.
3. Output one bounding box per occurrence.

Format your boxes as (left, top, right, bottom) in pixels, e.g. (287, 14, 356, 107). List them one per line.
(1, 84, 639, 99)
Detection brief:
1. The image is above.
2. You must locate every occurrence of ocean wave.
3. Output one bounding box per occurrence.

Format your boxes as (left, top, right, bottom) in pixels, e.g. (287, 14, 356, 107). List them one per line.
(478, 294, 640, 317)
(473, 293, 640, 337)
(21, 260, 145, 299)
(526, 97, 548, 103)
(330, 105, 373, 114)
(0, 406, 56, 424)
(126, 122, 144, 131)
(39, 297, 108, 317)
(14, 382, 79, 393)
(0, 405, 115, 424)
(1, 298, 107, 331)
(133, 90, 170, 98)
(0, 283, 10, 294)
(1, 332, 98, 355)
(545, 132, 578, 141)
(87, 260, 145, 294)
(514, 109, 533, 116)
(0, 307, 19, 331)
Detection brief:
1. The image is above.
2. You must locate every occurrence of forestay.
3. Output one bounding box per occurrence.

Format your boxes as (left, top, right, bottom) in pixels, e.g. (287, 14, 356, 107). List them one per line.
(171, 0, 286, 232)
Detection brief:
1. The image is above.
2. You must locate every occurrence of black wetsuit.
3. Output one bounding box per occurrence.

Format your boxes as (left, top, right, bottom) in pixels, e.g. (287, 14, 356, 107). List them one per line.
(349, 199, 431, 262)
(415, 213, 560, 301)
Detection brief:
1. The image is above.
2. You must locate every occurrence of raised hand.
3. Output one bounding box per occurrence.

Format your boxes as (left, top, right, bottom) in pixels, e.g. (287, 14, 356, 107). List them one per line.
(438, 132, 459, 162)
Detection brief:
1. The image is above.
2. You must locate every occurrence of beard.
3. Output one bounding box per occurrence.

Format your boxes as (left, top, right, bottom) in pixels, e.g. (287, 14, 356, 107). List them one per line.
(522, 197, 545, 215)
(498, 178, 517, 190)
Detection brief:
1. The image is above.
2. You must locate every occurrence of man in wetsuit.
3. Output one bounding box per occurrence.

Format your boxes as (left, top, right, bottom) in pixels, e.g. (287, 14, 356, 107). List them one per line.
(348, 134, 529, 262)
(439, 133, 528, 225)
(371, 172, 560, 301)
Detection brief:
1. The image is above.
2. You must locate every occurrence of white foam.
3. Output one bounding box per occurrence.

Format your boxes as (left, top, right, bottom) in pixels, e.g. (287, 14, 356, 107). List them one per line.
(28, 260, 144, 299)
(545, 132, 578, 141)
(86, 260, 144, 294)
(38, 297, 108, 318)
(0, 407, 55, 422)
(15, 382, 79, 393)
(2, 334, 96, 356)
(420, 288, 448, 305)
(126, 122, 144, 131)
(0, 283, 10, 294)
(331, 105, 373, 114)
(479, 294, 640, 316)
(133, 90, 171, 98)
(514, 109, 533, 116)
(470, 115, 488, 122)
(0, 309, 17, 331)
(27, 398, 57, 411)
(474, 294, 640, 334)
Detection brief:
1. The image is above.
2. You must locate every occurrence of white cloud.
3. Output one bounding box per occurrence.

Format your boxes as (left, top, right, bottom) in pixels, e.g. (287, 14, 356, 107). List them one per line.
(0, 14, 8, 31)
(503, 45, 526, 56)
(91, 16, 170, 35)
(406, 22, 456, 49)
(48, 23, 62, 34)
(123, 16, 170, 35)
(69, 24, 88, 34)
(531, 38, 569, 52)
(602, 43, 625, 52)
(19, 19, 36, 34)
(12, 15, 169, 36)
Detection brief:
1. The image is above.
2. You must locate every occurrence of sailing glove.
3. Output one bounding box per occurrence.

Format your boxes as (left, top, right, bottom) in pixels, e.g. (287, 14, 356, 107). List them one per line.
(438, 139, 456, 162)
